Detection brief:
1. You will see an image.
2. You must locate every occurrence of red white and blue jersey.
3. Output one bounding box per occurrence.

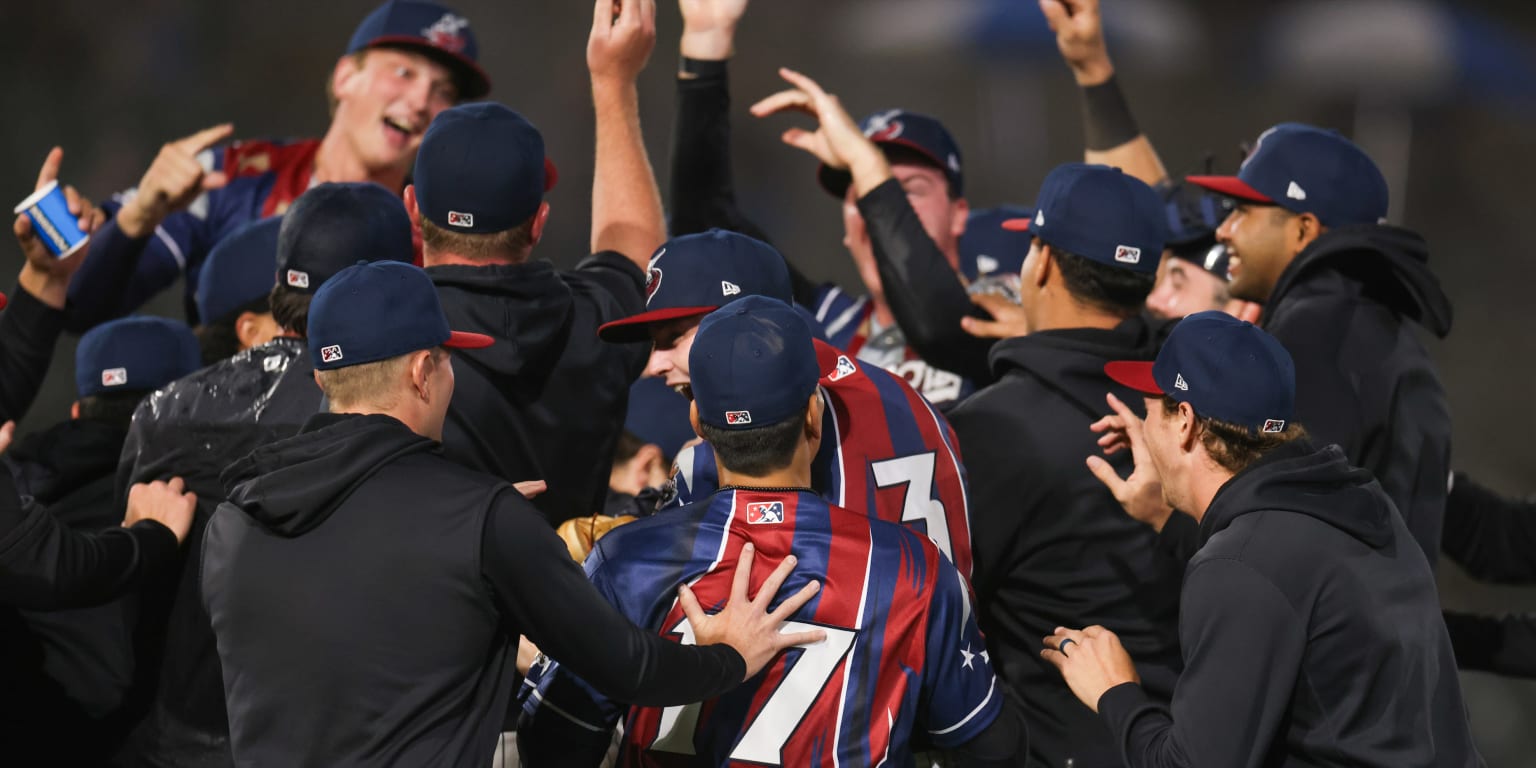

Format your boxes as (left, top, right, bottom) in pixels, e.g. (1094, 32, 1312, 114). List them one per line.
(808, 284, 974, 405)
(521, 489, 1001, 766)
(666, 340, 973, 578)
(72, 139, 323, 323)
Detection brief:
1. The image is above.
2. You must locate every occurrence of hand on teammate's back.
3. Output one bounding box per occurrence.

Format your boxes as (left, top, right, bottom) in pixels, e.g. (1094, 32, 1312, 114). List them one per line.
(678, 542, 826, 680)
(123, 477, 198, 545)
(589, 0, 658, 87)
(1040, 624, 1141, 713)
(960, 292, 1031, 340)
(115, 123, 234, 239)
(678, 0, 749, 60)
(1086, 393, 1175, 531)
(14, 148, 103, 308)
(1041, 0, 1113, 86)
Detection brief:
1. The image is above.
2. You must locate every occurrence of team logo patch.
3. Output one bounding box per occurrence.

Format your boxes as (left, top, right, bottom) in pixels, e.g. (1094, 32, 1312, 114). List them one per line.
(421, 12, 470, 53)
(975, 254, 999, 275)
(1114, 245, 1142, 264)
(646, 267, 663, 303)
(286, 269, 310, 289)
(1174, 373, 1189, 391)
(864, 109, 904, 141)
(447, 210, 474, 228)
(947, 153, 961, 173)
(747, 501, 784, 525)
(725, 410, 752, 425)
(320, 345, 344, 363)
(1262, 419, 1286, 433)
(830, 354, 858, 382)
(101, 368, 128, 387)
(1286, 181, 1307, 201)
(721, 280, 741, 297)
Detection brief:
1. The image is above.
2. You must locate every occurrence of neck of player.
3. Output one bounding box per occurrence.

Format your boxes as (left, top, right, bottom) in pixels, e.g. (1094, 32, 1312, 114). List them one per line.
(715, 448, 817, 494)
(312, 130, 410, 195)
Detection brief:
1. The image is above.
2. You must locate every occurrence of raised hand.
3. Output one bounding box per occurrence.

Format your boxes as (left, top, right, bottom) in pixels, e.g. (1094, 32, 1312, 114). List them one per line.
(679, 0, 750, 60)
(589, 0, 658, 87)
(1086, 392, 1175, 530)
(750, 68, 888, 194)
(116, 124, 234, 238)
(1040, 0, 1113, 86)
(680, 542, 826, 680)
(14, 148, 104, 308)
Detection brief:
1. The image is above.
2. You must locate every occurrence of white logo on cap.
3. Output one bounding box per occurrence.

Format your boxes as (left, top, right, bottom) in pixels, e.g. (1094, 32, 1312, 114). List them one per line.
(1114, 245, 1142, 264)
(1035, 210, 1045, 227)
(447, 211, 474, 227)
(830, 354, 858, 382)
(725, 410, 752, 425)
(263, 355, 284, 372)
(421, 13, 470, 53)
(948, 153, 961, 173)
(1262, 419, 1286, 433)
(976, 255, 999, 275)
(1286, 181, 1307, 201)
(721, 280, 741, 297)
(286, 269, 310, 289)
(101, 368, 128, 387)
(320, 345, 344, 363)
(863, 109, 904, 140)
(1174, 373, 1189, 391)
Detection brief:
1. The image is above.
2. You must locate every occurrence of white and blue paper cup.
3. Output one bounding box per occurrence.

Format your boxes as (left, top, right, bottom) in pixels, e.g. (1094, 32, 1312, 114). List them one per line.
(13, 180, 89, 257)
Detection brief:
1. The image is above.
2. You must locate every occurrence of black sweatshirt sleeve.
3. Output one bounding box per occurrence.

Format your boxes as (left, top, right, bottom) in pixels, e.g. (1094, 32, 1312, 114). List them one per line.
(481, 493, 745, 706)
(0, 280, 66, 424)
(1155, 511, 1202, 564)
(855, 180, 996, 385)
(669, 60, 823, 308)
(1098, 558, 1305, 768)
(0, 467, 179, 609)
(1443, 610, 1536, 679)
(1440, 472, 1536, 584)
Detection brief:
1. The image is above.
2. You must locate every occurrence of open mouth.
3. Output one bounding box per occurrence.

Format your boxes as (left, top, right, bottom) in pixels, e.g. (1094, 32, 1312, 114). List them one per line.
(382, 117, 418, 141)
(671, 383, 694, 401)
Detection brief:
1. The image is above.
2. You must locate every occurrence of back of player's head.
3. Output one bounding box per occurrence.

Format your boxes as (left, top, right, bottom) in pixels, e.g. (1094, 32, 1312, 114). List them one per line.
(598, 230, 794, 343)
(272, 182, 414, 336)
(412, 102, 558, 261)
(688, 296, 821, 476)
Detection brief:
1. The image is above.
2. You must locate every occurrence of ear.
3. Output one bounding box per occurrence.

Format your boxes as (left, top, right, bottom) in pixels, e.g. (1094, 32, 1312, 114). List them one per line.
(529, 202, 552, 246)
(234, 311, 261, 351)
(804, 392, 824, 443)
(688, 401, 704, 440)
(1294, 212, 1324, 251)
(1177, 401, 1200, 454)
(1034, 242, 1055, 289)
(70, 401, 80, 420)
(332, 54, 363, 102)
(410, 349, 435, 401)
(949, 196, 971, 240)
(403, 184, 421, 229)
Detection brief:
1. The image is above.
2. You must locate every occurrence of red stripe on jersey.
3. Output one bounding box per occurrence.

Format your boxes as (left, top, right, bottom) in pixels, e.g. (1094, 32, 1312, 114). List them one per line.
(895, 381, 973, 578)
(223, 139, 321, 219)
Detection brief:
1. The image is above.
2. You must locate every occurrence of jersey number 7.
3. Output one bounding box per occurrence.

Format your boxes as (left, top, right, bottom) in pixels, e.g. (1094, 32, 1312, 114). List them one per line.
(650, 616, 858, 764)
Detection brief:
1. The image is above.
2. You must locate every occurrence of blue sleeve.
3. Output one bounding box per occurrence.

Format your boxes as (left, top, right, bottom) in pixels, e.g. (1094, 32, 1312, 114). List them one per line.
(921, 553, 1004, 748)
(660, 442, 719, 511)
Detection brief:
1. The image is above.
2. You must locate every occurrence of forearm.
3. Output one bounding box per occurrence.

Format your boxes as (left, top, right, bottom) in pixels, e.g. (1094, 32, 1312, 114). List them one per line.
(1444, 610, 1536, 678)
(1080, 76, 1167, 187)
(1441, 472, 1536, 583)
(62, 217, 153, 332)
(0, 280, 65, 423)
(857, 180, 994, 383)
(593, 79, 666, 269)
(0, 493, 178, 610)
(670, 60, 773, 242)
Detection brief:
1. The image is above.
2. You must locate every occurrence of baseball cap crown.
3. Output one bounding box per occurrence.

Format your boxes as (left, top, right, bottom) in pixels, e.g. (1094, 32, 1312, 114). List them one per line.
(276, 182, 415, 294)
(414, 102, 557, 235)
(308, 260, 492, 371)
(818, 109, 963, 198)
(1020, 163, 1165, 274)
(76, 316, 201, 399)
(1188, 123, 1387, 227)
(197, 216, 282, 324)
(348, 0, 490, 99)
(689, 296, 820, 431)
(597, 229, 794, 342)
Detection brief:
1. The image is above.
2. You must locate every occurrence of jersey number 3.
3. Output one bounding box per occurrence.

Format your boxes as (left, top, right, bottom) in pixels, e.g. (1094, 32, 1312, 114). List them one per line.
(871, 452, 953, 562)
(651, 617, 857, 764)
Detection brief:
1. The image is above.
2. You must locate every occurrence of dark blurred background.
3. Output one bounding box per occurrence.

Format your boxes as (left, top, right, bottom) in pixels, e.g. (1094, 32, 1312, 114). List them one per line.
(3, 0, 1533, 762)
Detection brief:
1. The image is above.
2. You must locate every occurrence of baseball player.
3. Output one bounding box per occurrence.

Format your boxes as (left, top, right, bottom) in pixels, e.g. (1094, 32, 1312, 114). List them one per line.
(519, 296, 1026, 766)
(598, 230, 974, 578)
(66, 0, 487, 329)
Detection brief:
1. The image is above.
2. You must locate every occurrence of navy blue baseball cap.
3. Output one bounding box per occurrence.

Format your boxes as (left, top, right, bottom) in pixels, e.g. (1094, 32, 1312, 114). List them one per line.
(348, 0, 489, 100)
(414, 102, 558, 235)
(1002, 163, 1164, 274)
(818, 109, 964, 198)
(1188, 123, 1387, 228)
(276, 182, 414, 294)
(309, 260, 493, 371)
(1105, 311, 1295, 434)
(961, 206, 1033, 282)
(197, 216, 281, 325)
(76, 317, 201, 398)
(597, 229, 794, 343)
(690, 296, 820, 431)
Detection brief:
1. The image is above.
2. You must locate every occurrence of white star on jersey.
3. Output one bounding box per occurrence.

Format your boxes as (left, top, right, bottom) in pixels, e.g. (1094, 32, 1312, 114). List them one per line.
(961, 644, 976, 669)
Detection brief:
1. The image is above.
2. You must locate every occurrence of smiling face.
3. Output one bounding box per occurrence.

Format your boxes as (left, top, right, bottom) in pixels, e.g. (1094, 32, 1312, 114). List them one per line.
(644, 316, 705, 398)
(331, 48, 459, 176)
(1215, 202, 1315, 303)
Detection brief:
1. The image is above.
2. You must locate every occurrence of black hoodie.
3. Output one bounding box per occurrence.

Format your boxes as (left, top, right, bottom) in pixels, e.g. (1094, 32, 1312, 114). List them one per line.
(1260, 224, 1452, 566)
(947, 313, 1185, 768)
(202, 413, 746, 768)
(1098, 440, 1481, 767)
(428, 253, 649, 525)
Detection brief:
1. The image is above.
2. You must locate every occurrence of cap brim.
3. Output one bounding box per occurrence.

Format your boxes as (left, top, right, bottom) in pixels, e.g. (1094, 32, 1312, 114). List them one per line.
(444, 330, 495, 349)
(543, 158, 559, 193)
(597, 306, 719, 343)
(364, 36, 491, 100)
(1000, 218, 1031, 232)
(0, 293, 8, 310)
(1185, 175, 1273, 204)
(1104, 361, 1164, 395)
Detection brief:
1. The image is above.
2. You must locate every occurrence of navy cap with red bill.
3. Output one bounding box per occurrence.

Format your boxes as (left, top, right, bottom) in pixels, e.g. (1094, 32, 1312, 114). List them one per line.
(818, 109, 963, 199)
(1186, 123, 1387, 228)
(348, 0, 490, 100)
(308, 260, 492, 371)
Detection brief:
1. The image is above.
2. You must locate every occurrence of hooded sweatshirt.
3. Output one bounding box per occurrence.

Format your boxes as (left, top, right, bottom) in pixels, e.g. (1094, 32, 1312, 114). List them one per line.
(1260, 224, 1452, 566)
(428, 253, 649, 525)
(947, 313, 1185, 768)
(203, 413, 746, 768)
(1098, 440, 1481, 767)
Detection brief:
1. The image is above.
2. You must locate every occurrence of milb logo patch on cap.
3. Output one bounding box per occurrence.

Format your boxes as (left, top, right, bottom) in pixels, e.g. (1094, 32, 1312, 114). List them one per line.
(747, 501, 784, 525)
(320, 345, 344, 364)
(1262, 419, 1286, 433)
(286, 269, 310, 289)
(447, 211, 474, 228)
(101, 367, 128, 387)
(1114, 245, 1142, 265)
(725, 410, 752, 425)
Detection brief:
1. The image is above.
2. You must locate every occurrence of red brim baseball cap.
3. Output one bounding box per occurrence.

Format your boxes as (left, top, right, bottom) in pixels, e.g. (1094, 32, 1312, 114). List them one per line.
(1185, 175, 1274, 205)
(1000, 218, 1031, 232)
(597, 306, 719, 343)
(1103, 361, 1164, 395)
(0, 293, 8, 311)
(444, 330, 494, 349)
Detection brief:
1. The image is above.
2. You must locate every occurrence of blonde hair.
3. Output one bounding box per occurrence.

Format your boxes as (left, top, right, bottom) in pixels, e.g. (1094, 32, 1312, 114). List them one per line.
(315, 350, 439, 410)
(420, 216, 537, 263)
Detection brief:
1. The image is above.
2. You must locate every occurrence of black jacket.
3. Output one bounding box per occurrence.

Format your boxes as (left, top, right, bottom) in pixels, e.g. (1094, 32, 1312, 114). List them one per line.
(1439, 472, 1536, 678)
(1260, 224, 1452, 565)
(0, 282, 66, 423)
(1098, 441, 1480, 767)
(947, 314, 1184, 768)
(114, 337, 321, 766)
(203, 413, 745, 768)
(429, 255, 648, 524)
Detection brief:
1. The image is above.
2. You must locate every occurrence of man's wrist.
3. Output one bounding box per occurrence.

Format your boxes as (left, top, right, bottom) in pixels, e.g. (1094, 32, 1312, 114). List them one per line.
(16, 263, 66, 310)
(1071, 56, 1115, 87)
(114, 204, 155, 239)
(680, 27, 735, 61)
(847, 148, 893, 197)
(678, 56, 728, 81)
